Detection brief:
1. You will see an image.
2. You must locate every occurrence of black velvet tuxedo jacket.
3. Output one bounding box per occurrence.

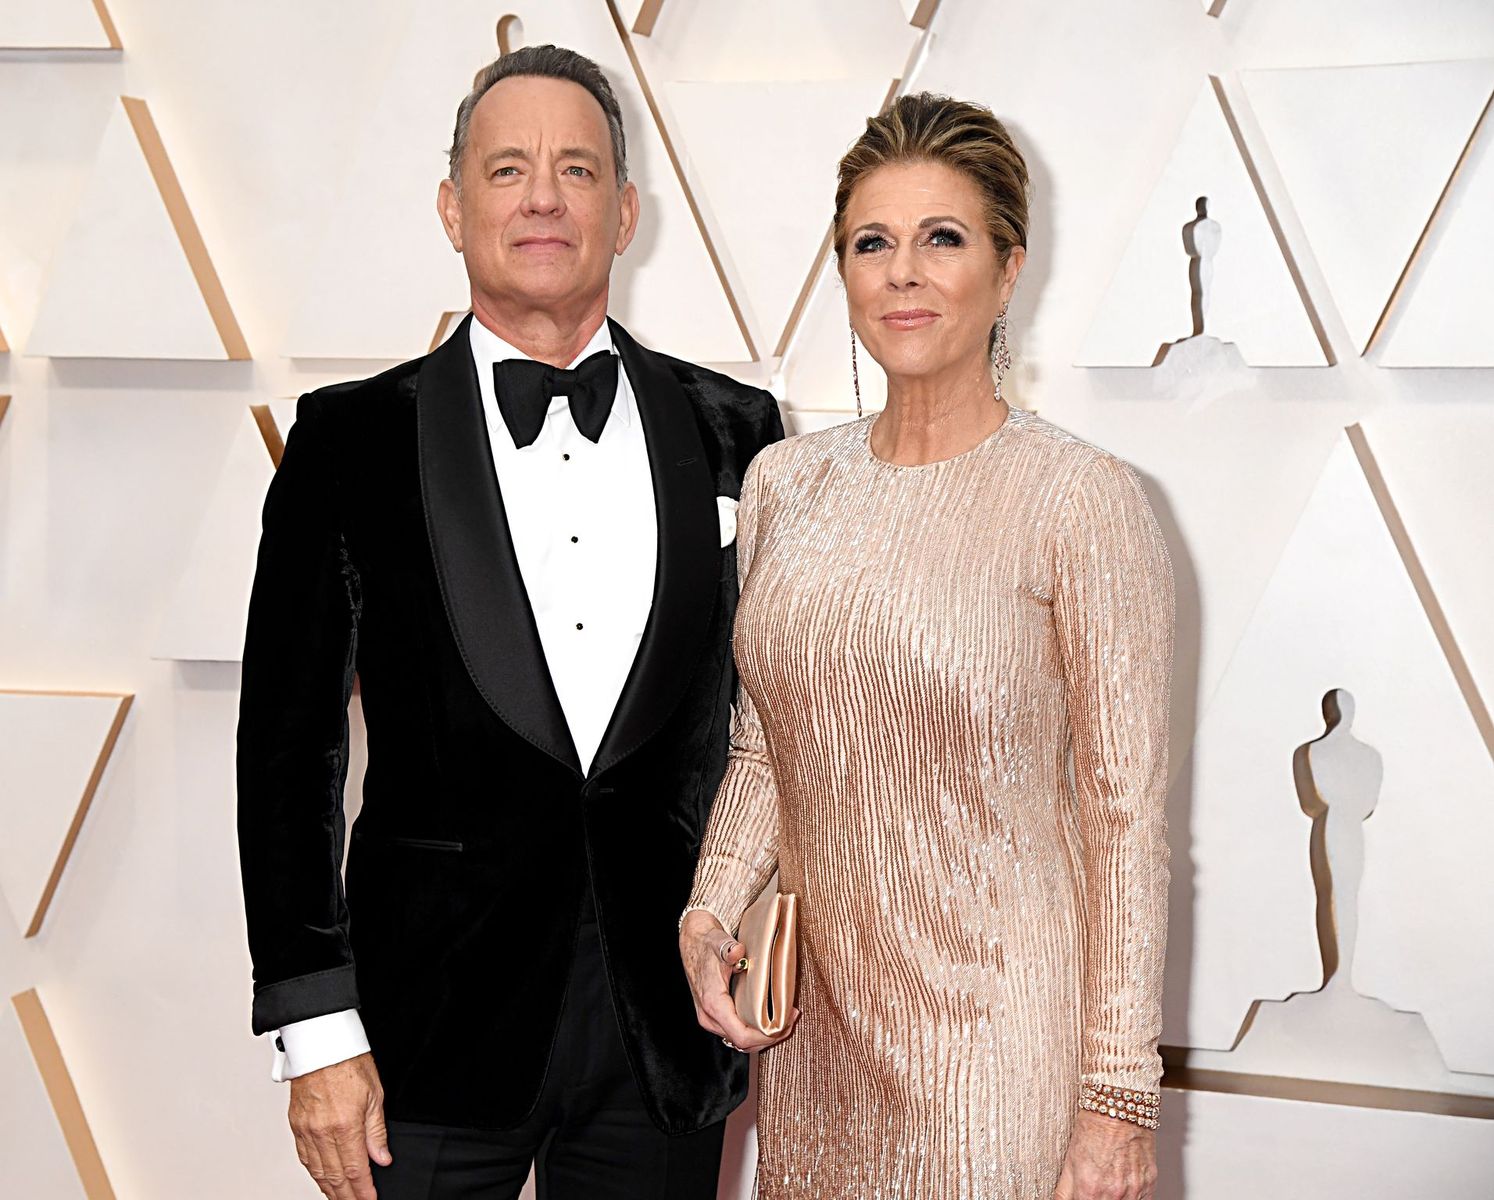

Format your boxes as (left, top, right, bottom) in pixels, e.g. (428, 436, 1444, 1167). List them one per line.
(236, 316, 782, 1134)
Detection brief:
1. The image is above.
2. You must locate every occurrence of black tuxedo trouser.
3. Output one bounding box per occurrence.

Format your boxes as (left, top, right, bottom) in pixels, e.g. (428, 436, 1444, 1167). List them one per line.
(370, 891, 727, 1200)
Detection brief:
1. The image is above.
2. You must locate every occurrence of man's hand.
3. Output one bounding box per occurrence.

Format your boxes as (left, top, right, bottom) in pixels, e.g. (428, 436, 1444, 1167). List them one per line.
(1054, 1109, 1157, 1200)
(288, 1052, 391, 1200)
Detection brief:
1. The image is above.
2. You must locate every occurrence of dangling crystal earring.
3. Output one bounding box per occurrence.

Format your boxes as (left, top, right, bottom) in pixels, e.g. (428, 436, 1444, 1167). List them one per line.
(990, 307, 1012, 404)
(850, 325, 863, 419)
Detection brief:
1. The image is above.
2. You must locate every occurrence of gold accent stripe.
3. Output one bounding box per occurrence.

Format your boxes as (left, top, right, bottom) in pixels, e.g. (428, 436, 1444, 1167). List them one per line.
(120, 97, 250, 360)
(1364, 89, 1493, 356)
(908, 0, 942, 29)
(1347, 423, 1494, 761)
(603, 0, 759, 361)
(12, 990, 119, 1199)
(1211, 74, 1335, 365)
(632, 0, 667, 37)
(1163, 1058, 1494, 1120)
(18, 692, 134, 938)
(90, 0, 122, 50)
(773, 78, 904, 360)
(0, 395, 10, 428)
(250, 403, 286, 468)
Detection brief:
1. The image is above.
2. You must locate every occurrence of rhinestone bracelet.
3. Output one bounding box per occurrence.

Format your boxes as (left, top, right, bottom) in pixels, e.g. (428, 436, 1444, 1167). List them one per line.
(1079, 1082, 1160, 1130)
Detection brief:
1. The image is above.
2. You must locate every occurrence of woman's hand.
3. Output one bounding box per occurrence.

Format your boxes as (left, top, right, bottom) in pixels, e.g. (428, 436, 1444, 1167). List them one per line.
(679, 909, 799, 1052)
(1054, 1110, 1157, 1200)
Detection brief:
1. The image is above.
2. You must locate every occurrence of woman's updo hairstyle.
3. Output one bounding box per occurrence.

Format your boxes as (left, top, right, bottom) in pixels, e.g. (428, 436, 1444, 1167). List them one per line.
(832, 92, 1029, 268)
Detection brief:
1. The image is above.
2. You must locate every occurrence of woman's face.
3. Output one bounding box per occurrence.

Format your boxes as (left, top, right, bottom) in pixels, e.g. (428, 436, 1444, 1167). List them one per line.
(841, 160, 1024, 387)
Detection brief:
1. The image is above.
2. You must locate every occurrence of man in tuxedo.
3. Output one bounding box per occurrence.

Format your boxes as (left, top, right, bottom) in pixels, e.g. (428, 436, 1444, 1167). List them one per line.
(237, 44, 781, 1200)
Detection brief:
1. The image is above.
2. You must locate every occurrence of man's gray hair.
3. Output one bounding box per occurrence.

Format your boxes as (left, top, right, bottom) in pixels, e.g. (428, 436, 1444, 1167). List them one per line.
(448, 45, 629, 189)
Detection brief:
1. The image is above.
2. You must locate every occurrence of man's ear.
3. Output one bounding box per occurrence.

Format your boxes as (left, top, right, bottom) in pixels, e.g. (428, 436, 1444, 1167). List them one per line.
(615, 180, 641, 256)
(437, 177, 463, 253)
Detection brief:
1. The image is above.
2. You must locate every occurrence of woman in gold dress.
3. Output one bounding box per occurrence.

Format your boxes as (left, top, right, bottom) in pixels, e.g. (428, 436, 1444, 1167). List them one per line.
(679, 94, 1174, 1200)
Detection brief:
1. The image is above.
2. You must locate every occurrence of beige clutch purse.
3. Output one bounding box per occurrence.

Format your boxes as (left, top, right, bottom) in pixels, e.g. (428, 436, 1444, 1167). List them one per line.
(732, 888, 799, 1036)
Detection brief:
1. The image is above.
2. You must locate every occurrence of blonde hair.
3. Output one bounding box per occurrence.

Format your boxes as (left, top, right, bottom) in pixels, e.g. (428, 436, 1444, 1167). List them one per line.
(832, 92, 1029, 266)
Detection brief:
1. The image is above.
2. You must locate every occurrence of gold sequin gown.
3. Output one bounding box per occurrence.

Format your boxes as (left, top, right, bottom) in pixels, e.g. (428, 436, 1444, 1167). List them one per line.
(687, 408, 1174, 1199)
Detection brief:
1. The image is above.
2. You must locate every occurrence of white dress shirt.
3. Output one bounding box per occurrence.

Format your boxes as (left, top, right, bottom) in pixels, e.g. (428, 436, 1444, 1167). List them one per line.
(271, 316, 658, 1081)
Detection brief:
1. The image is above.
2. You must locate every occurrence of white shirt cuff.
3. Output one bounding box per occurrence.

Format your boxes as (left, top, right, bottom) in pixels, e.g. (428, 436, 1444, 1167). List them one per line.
(270, 1009, 370, 1082)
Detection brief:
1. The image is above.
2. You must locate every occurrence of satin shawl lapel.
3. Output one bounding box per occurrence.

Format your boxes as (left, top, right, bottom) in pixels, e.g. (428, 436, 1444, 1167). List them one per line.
(590, 321, 718, 779)
(417, 314, 581, 775)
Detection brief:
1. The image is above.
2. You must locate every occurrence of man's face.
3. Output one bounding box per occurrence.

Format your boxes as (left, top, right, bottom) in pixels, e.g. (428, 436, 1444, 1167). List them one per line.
(438, 74, 639, 318)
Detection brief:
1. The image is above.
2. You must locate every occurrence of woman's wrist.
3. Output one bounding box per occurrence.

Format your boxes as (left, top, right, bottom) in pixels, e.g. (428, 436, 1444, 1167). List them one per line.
(1078, 1081, 1160, 1130)
(678, 903, 728, 934)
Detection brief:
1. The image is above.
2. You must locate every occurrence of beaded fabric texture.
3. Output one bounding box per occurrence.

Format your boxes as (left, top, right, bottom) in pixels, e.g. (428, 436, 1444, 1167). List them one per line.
(688, 408, 1174, 1198)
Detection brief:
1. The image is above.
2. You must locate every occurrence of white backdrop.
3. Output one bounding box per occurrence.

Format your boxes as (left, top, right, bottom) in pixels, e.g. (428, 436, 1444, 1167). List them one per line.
(2, 0, 1493, 1196)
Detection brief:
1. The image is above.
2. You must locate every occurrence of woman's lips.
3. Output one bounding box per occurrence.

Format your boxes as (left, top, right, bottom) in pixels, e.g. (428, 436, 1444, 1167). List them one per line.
(881, 309, 939, 329)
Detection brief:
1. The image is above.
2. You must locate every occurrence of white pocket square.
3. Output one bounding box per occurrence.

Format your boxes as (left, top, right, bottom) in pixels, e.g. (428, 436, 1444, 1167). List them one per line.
(717, 496, 739, 548)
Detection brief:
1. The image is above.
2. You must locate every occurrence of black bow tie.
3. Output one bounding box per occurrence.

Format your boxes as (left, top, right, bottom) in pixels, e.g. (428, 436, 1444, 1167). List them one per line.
(492, 350, 620, 449)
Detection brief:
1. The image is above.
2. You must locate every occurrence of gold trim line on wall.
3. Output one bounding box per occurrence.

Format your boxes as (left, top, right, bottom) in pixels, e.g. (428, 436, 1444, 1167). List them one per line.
(602, 0, 760, 361)
(11, 989, 119, 1199)
(0, 689, 134, 938)
(0, 0, 122, 50)
(120, 97, 250, 360)
(1347, 423, 1494, 761)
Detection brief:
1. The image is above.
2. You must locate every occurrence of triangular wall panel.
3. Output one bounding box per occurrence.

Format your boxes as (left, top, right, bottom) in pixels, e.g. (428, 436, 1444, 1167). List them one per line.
(1076, 81, 1327, 367)
(27, 99, 248, 360)
(0, 0, 120, 50)
(0, 1004, 89, 1200)
(780, 255, 883, 422)
(1243, 60, 1494, 354)
(284, 2, 750, 363)
(152, 406, 280, 662)
(1380, 102, 1494, 366)
(6, 992, 116, 1199)
(1167, 431, 1494, 1068)
(0, 691, 132, 938)
(661, 79, 887, 352)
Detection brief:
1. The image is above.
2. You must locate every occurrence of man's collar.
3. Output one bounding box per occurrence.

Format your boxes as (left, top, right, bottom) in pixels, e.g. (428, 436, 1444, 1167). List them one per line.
(468, 314, 615, 371)
(469, 315, 625, 426)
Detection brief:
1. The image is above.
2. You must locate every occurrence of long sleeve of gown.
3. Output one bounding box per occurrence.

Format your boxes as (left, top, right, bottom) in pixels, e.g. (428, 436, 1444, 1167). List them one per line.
(1053, 451, 1175, 1121)
(686, 455, 781, 934)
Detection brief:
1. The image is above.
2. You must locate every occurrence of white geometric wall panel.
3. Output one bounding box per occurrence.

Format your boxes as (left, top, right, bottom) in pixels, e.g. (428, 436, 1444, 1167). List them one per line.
(265, 397, 298, 444)
(1167, 433, 1494, 1058)
(1154, 1088, 1494, 1200)
(284, 0, 750, 363)
(26, 99, 249, 360)
(1077, 82, 1328, 367)
(1380, 104, 1494, 366)
(629, 0, 919, 88)
(1355, 405, 1494, 724)
(1242, 60, 1494, 355)
(0, 1007, 88, 1200)
(153, 406, 279, 663)
(661, 79, 888, 350)
(0, 0, 119, 50)
(6, 991, 118, 1199)
(780, 255, 886, 419)
(0, 691, 131, 938)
